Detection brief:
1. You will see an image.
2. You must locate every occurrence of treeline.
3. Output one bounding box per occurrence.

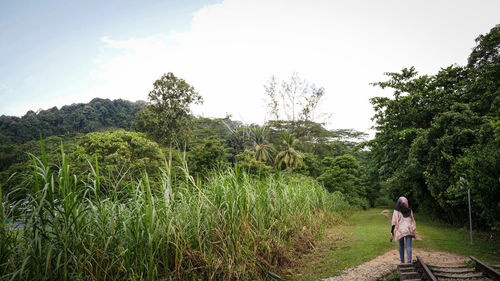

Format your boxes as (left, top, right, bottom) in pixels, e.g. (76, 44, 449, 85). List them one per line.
(0, 117, 373, 207)
(0, 98, 145, 144)
(129, 72, 374, 207)
(2, 71, 376, 209)
(0, 74, 376, 209)
(369, 24, 500, 229)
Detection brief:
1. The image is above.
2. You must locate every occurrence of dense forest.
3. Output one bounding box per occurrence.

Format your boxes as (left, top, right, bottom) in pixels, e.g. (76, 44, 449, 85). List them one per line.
(369, 24, 500, 230)
(0, 98, 145, 144)
(0, 24, 498, 280)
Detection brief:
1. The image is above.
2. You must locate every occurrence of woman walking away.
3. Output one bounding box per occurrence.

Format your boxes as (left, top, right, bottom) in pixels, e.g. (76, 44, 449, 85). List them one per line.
(391, 196, 416, 264)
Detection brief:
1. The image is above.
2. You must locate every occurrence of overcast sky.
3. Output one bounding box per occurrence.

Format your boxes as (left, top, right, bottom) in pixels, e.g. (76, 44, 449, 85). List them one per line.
(1, 0, 499, 138)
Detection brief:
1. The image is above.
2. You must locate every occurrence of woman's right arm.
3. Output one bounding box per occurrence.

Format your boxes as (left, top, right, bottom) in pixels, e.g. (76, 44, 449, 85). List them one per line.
(391, 211, 397, 234)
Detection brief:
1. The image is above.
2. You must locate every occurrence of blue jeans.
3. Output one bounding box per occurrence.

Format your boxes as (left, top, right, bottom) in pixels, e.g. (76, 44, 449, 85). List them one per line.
(398, 235, 412, 263)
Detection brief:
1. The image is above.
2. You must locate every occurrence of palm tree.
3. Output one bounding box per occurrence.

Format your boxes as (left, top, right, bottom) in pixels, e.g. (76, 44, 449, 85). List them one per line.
(252, 127, 274, 163)
(274, 131, 303, 169)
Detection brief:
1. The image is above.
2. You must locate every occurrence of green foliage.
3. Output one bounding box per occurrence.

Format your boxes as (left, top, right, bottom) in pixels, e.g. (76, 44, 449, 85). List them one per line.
(493, 119, 500, 141)
(0, 98, 144, 144)
(296, 152, 322, 178)
(191, 116, 251, 164)
(468, 24, 500, 69)
(0, 134, 82, 197)
(131, 105, 158, 136)
(355, 150, 381, 207)
(373, 195, 394, 208)
(235, 150, 273, 177)
(370, 24, 500, 228)
(133, 72, 203, 147)
(274, 131, 304, 169)
(0, 144, 21, 171)
(265, 119, 338, 154)
(251, 126, 274, 163)
(188, 137, 229, 176)
(72, 130, 164, 177)
(454, 140, 500, 230)
(318, 155, 369, 208)
(0, 146, 349, 280)
(192, 116, 243, 140)
(0, 186, 19, 278)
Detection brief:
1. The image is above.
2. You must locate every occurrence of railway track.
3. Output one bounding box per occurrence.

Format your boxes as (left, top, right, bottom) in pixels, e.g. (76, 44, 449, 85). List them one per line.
(397, 255, 500, 281)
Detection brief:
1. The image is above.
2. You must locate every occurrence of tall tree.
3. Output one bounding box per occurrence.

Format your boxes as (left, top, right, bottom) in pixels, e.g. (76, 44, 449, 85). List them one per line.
(133, 73, 203, 167)
(317, 155, 368, 208)
(72, 130, 165, 178)
(264, 73, 335, 157)
(252, 127, 273, 163)
(264, 72, 327, 126)
(274, 131, 303, 169)
(369, 24, 500, 228)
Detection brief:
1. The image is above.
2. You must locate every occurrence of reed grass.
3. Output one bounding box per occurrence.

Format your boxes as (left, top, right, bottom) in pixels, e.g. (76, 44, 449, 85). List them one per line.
(0, 143, 350, 280)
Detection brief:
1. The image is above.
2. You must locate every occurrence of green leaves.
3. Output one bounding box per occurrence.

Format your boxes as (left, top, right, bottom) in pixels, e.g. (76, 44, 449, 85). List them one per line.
(188, 137, 229, 176)
(0, 98, 144, 144)
(274, 131, 303, 169)
(73, 130, 164, 179)
(468, 24, 500, 69)
(252, 127, 274, 164)
(370, 25, 500, 228)
(317, 155, 368, 208)
(135, 73, 203, 147)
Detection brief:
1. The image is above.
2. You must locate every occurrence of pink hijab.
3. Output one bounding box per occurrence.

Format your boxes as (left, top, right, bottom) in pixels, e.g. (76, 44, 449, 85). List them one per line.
(394, 196, 409, 211)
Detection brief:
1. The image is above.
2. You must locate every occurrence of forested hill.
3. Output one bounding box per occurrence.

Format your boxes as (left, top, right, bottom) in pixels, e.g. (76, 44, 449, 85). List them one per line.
(0, 98, 146, 144)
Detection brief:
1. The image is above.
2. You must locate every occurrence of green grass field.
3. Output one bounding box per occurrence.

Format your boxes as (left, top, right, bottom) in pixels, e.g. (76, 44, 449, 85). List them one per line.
(287, 208, 500, 281)
(414, 212, 500, 263)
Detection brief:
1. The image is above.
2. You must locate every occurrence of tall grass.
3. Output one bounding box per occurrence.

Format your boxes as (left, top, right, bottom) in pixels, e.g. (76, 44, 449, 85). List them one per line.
(0, 144, 350, 280)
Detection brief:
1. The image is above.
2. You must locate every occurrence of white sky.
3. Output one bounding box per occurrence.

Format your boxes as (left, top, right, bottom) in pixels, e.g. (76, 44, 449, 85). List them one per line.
(1, 0, 499, 138)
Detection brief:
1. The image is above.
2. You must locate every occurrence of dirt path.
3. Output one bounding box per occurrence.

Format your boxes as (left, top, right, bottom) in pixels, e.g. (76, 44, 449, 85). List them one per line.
(323, 248, 466, 281)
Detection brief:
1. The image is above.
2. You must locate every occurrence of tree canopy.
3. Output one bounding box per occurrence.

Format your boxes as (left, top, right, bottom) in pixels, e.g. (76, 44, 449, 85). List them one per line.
(370, 24, 500, 229)
(133, 73, 203, 148)
(0, 98, 145, 144)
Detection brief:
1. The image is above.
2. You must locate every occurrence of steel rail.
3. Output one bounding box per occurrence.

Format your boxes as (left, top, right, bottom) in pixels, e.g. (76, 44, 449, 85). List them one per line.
(415, 256, 438, 281)
(470, 256, 500, 281)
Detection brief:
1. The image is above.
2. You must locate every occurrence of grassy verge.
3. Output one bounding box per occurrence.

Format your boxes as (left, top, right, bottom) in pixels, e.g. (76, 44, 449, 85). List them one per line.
(286, 208, 395, 280)
(414, 213, 500, 264)
(287, 208, 500, 281)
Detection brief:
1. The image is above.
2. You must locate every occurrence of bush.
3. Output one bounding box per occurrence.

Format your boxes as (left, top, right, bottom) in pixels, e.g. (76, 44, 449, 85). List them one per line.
(374, 196, 395, 208)
(71, 130, 164, 177)
(188, 137, 229, 177)
(234, 150, 273, 177)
